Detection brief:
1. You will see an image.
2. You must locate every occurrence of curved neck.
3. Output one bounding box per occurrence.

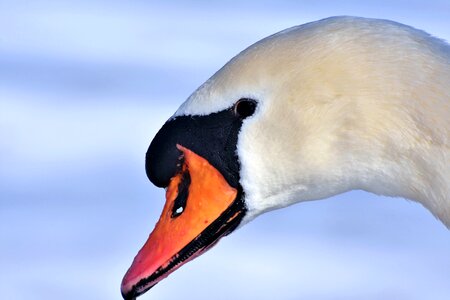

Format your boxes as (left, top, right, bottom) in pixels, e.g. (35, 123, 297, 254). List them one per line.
(241, 95, 450, 228)
(348, 141, 450, 227)
(243, 134, 450, 227)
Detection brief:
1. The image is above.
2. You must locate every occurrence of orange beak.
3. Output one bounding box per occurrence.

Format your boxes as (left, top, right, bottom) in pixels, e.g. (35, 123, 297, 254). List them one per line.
(121, 145, 243, 299)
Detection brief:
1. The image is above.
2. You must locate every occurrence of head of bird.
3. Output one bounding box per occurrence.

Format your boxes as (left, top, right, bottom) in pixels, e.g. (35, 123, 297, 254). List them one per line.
(121, 16, 450, 299)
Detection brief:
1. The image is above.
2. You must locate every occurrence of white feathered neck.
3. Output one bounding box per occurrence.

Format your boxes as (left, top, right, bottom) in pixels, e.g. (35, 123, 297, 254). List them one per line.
(175, 17, 450, 227)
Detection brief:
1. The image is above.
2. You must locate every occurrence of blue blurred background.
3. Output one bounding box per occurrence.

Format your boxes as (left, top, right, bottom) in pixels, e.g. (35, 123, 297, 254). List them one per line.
(1, 1, 449, 299)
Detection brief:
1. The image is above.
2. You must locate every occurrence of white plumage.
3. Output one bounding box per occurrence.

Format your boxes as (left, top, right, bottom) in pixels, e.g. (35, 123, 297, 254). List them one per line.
(174, 16, 450, 227)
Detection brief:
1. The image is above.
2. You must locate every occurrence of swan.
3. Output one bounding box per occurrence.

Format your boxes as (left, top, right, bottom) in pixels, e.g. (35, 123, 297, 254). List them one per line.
(121, 16, 450, 299)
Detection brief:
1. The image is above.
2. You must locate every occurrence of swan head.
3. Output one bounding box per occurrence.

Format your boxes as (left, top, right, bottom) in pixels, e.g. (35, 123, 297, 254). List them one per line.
(121, 16, 450, 299)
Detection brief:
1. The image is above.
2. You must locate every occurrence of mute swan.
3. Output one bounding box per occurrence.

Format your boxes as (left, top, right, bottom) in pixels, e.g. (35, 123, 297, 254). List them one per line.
(121, 16, 450, 299)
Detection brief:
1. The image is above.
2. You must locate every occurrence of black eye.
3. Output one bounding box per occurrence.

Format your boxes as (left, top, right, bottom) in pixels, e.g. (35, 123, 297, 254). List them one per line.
(234, 98, 257, 118)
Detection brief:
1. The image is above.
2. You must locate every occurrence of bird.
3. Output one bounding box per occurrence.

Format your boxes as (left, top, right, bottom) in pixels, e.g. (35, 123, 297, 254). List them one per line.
(121, 16, 450, 299)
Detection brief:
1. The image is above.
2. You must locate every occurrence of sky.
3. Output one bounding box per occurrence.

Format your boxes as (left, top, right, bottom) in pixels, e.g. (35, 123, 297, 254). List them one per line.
(0, 1, 449, 300)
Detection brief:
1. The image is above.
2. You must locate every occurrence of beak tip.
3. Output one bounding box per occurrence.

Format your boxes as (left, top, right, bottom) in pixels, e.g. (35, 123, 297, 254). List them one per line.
(120, 272, 136, 300)
(121, 286, 136, 300)
(121, 268, 159, 300)
(120, 281, 131, 300)
(122, 293, 136, 300)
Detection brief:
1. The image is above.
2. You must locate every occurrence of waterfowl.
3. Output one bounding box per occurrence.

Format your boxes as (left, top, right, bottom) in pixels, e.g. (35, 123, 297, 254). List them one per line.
(121, 16, 450, 299)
